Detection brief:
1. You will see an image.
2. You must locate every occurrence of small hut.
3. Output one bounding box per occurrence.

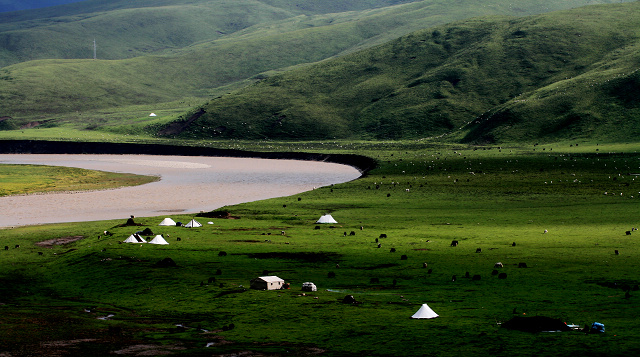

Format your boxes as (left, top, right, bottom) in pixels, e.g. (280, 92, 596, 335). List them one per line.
(250, 276, 285, 290)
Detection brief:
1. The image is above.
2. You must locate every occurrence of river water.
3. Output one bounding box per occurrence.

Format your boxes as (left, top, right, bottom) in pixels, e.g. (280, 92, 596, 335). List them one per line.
(0, 154, 361, 227)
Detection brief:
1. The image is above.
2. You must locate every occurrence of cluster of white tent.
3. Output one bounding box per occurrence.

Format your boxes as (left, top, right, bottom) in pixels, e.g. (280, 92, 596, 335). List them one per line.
(123, 233, 169, 245)
(158, 217, 203, 228)
(123, 218, 204, 245)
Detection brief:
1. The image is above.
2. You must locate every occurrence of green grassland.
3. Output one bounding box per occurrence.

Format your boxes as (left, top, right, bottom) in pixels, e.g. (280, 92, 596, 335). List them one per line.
(0, 0, 633, 131)
(0, 163, 158, 196)
(2, 141, 640, 356)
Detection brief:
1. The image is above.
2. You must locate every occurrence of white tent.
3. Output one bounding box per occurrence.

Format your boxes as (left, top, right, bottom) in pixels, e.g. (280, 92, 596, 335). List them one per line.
(158, 217, 176, 226)
(149, 235, 169, 245)
(123, 234, 146, 243)
(411, 304, 439, 319)
(149, 113, 157, 117)
(184, 219, 202, 228)
(316, 214, 337, 224)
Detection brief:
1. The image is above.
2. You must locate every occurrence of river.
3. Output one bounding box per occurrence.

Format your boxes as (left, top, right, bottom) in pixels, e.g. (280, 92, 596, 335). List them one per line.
(0, 154, 361, 227)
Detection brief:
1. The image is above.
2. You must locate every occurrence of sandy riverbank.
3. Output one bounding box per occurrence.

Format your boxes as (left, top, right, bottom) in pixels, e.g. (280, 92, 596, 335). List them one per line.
(0, 154, 361, 227)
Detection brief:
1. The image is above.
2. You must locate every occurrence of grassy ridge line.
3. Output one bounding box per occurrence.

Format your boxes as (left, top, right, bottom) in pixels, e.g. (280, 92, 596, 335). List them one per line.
(170, 2, 640, 142)
(1, 141, 640, 356)
(0, 1, 633, 126)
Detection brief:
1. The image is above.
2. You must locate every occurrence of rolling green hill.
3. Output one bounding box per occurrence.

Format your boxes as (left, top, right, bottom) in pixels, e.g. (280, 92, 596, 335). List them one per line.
(0, 0, 419, 67)
(163, 2, 640, 143)
(0, 0, 633, 135)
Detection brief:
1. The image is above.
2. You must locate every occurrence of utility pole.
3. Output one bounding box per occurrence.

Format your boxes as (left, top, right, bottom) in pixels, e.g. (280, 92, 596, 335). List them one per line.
(93, 39, 97, 59)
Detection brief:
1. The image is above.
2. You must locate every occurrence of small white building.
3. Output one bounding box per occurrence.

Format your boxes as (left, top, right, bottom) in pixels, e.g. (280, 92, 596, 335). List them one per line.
(250, 276, 285, 290)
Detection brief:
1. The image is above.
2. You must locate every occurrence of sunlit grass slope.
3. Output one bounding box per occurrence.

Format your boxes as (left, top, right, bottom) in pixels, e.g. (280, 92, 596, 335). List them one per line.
(169, 2, 640, 143)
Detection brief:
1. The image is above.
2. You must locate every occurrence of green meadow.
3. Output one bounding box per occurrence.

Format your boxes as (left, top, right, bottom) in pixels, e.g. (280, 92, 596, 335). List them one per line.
(1, 140, 639, 356)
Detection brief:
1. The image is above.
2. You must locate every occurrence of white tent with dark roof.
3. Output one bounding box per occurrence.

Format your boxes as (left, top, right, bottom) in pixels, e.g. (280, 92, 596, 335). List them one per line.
(123, 234, 146, 243)
(184, 219, 202, 228)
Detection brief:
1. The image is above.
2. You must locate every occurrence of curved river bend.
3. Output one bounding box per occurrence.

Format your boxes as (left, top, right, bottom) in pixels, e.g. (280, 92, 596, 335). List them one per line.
(0, 154, 361, 227)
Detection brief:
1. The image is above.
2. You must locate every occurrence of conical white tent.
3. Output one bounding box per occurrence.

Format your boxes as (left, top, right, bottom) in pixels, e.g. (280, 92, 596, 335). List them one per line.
(316, 214, 337, 224)
(123, 234, 146, 243)
(158, 217, 176, 226)
(184, 219, 202, 228)
(411, 304, 438, 319)
(149, 235, 169, 245)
